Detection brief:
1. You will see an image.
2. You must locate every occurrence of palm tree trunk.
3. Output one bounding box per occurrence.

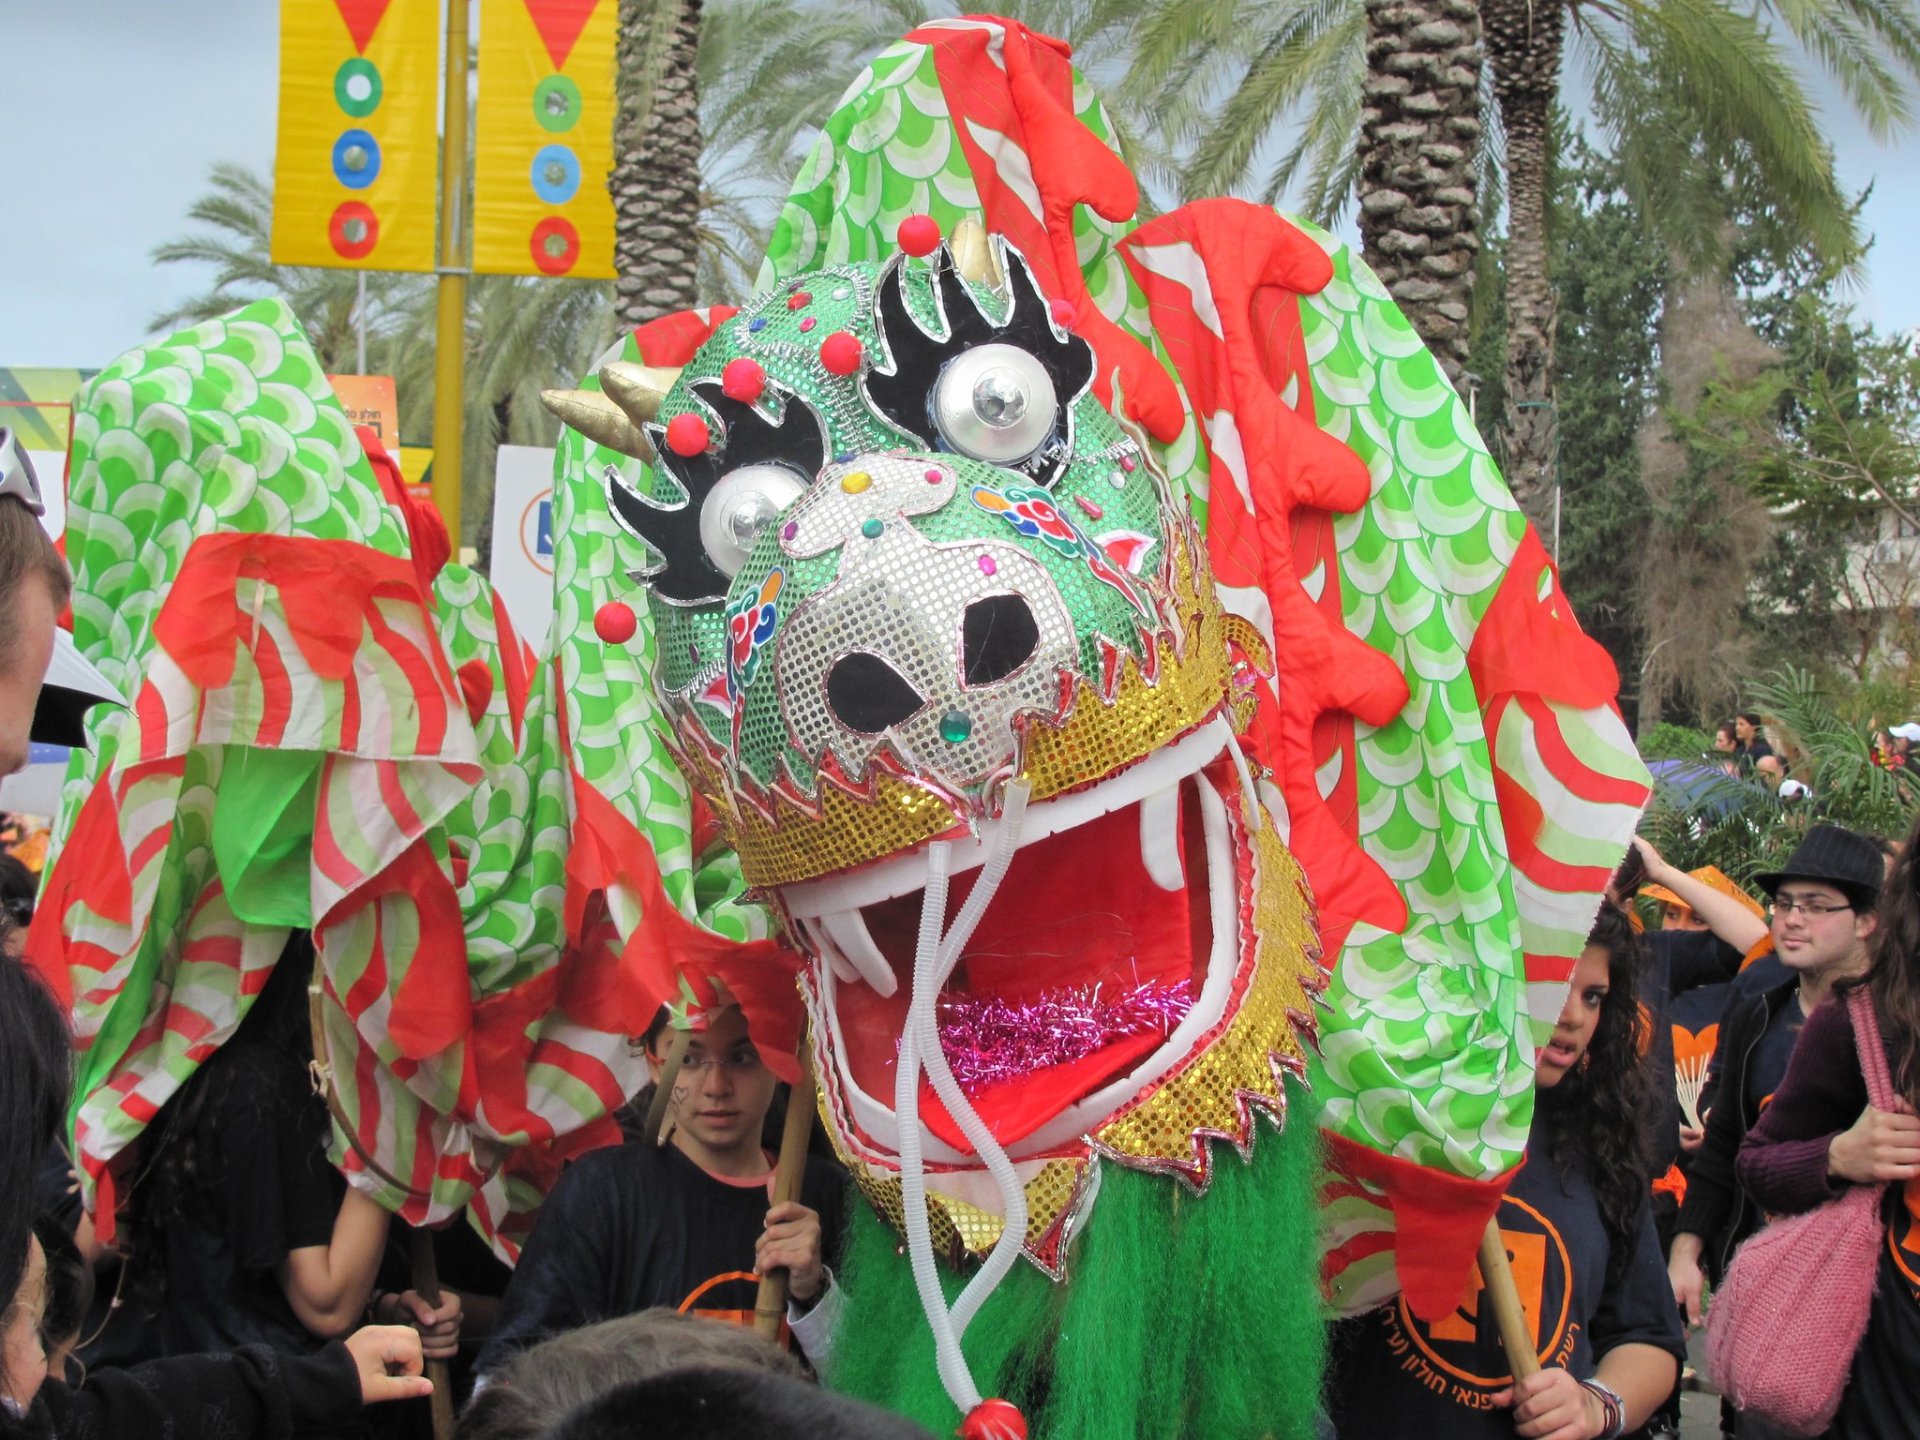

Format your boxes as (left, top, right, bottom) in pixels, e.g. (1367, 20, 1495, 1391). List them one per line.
(613, 0, 703, 329)
(1357, 0, 1485, 386)
(1481, 0, 1566, 538)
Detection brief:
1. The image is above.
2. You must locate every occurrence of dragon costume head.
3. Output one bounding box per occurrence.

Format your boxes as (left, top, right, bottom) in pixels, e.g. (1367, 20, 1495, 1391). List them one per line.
(557, 228, 1322, 1295)
(537, 16, 1651, 1433)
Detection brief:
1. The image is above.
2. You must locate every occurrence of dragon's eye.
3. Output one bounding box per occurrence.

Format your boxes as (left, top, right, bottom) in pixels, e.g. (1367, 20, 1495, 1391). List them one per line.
(931, 344, 1057, 465)
(699, 464, 808, 577)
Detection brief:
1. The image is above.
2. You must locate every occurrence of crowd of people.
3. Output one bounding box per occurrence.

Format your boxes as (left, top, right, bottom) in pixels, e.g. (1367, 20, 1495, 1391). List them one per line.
(6, 432, 1920, 1439)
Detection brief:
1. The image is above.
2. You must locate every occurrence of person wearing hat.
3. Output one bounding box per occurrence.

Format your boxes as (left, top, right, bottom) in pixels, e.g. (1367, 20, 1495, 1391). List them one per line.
(1667, 826, 1884, 1374)
(0, 428, 122, 779)
(1737, 809, 1920, 1440)
(1888, 722, 1920, 776)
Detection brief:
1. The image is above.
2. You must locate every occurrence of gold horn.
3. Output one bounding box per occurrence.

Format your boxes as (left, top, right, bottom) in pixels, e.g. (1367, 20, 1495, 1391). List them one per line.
(540, 388, 656, 462)
(948, 217, 1002, 289)
(599, 361, 681, 429)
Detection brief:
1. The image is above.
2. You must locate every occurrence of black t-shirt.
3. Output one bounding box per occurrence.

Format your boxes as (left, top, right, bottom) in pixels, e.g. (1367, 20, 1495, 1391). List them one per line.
(1326, 1106, 1683, 1438)
(1834, 1183, 1920, 1439)
(476, 1139, 849, 1374)
(1743, 992, 1805, 1118)
(138, 1041, 345, 1359)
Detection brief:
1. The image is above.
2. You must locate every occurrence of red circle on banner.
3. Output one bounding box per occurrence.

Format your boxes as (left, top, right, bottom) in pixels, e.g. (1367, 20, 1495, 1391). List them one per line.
(530, 215, 581, 275)
(329, 201, 379, 260)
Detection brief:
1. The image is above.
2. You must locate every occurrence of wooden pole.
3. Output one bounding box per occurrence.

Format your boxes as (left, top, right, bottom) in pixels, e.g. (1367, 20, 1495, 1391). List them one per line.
(753, 1039, 818, 1342)
(408, 1228, 458, 1440)
(1477, 1216, 1541, 1383)
(430, 0, 469, 544)
(643, 1023, 693, 1146)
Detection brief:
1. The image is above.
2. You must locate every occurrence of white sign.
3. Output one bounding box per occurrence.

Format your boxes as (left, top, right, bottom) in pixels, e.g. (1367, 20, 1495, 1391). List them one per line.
(489, 445, 556, 653)
(27, 450, 65, 537)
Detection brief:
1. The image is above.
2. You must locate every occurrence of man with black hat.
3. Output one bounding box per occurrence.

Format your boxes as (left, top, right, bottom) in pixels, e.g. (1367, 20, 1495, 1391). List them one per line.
(1666, 826, 1884, 1398)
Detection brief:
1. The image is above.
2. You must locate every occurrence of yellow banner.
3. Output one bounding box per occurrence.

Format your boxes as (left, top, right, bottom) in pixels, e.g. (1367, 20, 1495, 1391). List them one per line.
(271, 0, 440, 273)
(472, 0, 616, 278)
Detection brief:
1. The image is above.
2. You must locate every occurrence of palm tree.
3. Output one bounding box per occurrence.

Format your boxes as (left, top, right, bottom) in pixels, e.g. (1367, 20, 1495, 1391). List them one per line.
(613, 0, 704, 325)
(1357, 0, 1485, 381)
(152, 164, 618, 550)
(1107, 0, 1920, 529)
(150, 163, 430, 374)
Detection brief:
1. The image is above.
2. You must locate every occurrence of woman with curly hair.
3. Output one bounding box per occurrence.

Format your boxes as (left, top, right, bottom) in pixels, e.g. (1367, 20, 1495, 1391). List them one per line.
(1327, 903, 1684, 1439)
(1737, 810, 1920, 1440)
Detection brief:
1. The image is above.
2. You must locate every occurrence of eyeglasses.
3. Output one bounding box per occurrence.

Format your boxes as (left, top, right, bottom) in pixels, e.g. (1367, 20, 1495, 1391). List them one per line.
(0, 428, 47, 516)
(1770, 897, 1854, 918)
(680, 1051, 764, 1074)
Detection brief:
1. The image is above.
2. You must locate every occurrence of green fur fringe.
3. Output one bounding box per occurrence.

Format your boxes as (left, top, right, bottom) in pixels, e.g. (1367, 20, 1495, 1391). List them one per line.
(827, 1079, 1325, 1439)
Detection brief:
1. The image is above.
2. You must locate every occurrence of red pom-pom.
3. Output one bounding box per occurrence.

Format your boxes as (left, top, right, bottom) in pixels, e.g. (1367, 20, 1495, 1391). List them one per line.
(897, 214, 942, 257)
(958, 1400, 1027, 1440)
(594, 601, 637, 644)
(1049, 297, 1077, 327)
(664, 413, 710, 456)
(721, 357, 766, 404)
(787, 290, 813, 311)
(820, 331, 864, 376)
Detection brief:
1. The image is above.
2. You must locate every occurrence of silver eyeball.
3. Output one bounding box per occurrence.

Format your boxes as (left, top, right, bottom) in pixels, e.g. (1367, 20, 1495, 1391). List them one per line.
(931, 343, 1057, 465)
(699, 464, 808, 577)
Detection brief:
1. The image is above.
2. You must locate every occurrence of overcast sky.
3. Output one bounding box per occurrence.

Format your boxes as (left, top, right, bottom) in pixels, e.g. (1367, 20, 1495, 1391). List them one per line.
(3, 0, 1915, 370)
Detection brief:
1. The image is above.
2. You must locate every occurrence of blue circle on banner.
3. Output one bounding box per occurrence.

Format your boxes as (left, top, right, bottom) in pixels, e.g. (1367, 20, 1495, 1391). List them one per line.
(332, 129, 381, 189)
(530, 144, 582, 204)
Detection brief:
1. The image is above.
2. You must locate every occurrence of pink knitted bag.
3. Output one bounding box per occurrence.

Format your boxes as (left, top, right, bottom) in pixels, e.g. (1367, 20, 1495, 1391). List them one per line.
(1705, 986, 1893, 1436)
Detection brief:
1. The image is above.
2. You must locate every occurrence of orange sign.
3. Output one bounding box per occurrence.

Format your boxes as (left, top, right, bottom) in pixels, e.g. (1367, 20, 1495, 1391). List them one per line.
(328, 374, 400, 445)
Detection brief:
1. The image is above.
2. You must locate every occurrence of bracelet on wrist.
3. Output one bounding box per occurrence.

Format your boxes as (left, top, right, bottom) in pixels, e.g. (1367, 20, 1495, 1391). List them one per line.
(1578, 1377, 1626, 1440)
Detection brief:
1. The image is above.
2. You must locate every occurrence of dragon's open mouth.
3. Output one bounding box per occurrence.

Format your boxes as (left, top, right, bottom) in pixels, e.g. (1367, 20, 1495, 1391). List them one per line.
(784, 714, 1252, 1165)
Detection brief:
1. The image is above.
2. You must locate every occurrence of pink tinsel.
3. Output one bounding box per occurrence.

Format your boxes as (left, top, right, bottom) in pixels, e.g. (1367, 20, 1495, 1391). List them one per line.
(933, 979, 1195, 1092)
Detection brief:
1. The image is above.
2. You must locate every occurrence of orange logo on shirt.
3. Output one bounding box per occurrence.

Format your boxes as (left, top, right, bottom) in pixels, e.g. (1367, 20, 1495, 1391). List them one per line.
(1393, 1195, 1577, 1391)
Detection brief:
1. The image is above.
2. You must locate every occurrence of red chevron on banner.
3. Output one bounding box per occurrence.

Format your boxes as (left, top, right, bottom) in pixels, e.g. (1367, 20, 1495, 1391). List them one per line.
(522, 0, 600, 70)
(332, 0, 392, 53)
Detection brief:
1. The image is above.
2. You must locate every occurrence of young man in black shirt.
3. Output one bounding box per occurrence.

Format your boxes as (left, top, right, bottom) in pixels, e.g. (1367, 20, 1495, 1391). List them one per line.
(477, 1005, 847, 1376)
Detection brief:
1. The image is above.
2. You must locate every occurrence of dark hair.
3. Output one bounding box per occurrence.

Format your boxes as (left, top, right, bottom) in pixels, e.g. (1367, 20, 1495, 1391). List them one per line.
(0, 854, 35, 930)
(1866, 811, 1920, 1112)
(121, 932, 319, 1311)
(1739, 711, 1764, 732)
(1541, 904, 1655, 1286)
(458, 1310, 807, 1440)
(1716, 721, 1737, 743)
(30, 1215, 89, 1354)
(0, 953, 70, 1317)
(0, 499, 69, 677)
(544, 1366, 938, 1440)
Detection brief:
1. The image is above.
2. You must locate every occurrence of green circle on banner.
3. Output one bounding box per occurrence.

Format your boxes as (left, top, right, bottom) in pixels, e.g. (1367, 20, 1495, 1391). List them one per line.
(534, 75, 582, 133)
(334, 58, 382, 118)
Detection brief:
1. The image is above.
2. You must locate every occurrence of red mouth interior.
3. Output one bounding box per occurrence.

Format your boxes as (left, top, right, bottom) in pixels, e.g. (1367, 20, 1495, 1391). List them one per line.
(831, 772, 1218, 1150)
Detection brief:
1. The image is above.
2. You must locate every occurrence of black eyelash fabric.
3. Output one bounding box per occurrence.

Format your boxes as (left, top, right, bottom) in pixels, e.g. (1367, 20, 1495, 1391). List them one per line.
(605, 380, 829, 605)
(865, 243, 1095, 486)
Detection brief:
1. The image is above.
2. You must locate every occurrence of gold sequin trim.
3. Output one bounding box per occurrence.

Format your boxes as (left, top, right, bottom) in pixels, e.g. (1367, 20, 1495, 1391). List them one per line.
(1089, 806, 1323, 1185)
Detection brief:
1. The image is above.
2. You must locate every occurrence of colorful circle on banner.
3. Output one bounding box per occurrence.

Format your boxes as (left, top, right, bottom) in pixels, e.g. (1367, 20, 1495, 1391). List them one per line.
(533, 74, 582, 133)
(334, 58, 382, 117)
(520, 488, 556, 577)
(530, 144, 582, 204)
(332, 129, 381, 189)
(329, 202, 379, 260)
(530, 216, 581, 275)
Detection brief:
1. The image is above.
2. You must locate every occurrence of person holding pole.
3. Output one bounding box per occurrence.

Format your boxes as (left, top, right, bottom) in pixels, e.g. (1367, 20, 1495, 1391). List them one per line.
(1327, 904, 1683, 1438)
(474, 1003, 847, 1379)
